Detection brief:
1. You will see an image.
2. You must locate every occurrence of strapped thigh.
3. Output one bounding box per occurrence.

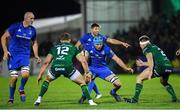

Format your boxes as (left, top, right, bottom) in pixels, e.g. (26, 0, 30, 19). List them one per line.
(9, 70, 19, 77)
(21, 66, 30, 73)
(70, 69, 81, 81)
(109, 75, 119, 84)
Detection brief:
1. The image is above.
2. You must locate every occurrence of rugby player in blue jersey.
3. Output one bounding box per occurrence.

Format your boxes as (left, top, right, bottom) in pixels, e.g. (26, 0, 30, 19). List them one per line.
(76, 23, 131, 103)
(1, 12, 41, 104)
(80, 36, 133, 103)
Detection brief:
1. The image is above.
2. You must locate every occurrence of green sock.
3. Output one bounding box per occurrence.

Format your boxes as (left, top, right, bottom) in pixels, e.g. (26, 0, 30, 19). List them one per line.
(81, 85, 92, 100)
(165, 84, 177, 99)
(133, 83, 143, 100)
(39, 81, 49, 97)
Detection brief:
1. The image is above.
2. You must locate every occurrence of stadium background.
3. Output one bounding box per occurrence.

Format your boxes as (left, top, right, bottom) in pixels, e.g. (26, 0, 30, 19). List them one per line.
(0, 0, 180, 76)
(0, 0, 180, 109)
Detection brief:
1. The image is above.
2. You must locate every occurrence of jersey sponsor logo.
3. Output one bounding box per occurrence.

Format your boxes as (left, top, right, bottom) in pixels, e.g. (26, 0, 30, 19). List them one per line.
(55, 67, 65, 71)
(88, 38, 92, 42)
(16, 35, 31, 40)
(56, 56, 65, 60)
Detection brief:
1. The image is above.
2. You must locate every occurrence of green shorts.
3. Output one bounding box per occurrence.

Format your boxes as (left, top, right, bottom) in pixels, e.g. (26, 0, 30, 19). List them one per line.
(47, 66, 81, 80)
(152, 66, 172, 77)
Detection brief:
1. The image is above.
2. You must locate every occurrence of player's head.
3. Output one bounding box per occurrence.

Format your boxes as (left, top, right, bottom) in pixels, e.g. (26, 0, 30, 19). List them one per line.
(23, 12, 35, 26)
(59, 32, 71, 43)
(93, 36, 103, 50)
(91, 23, 101, 36)
(139, 35, 150, 49)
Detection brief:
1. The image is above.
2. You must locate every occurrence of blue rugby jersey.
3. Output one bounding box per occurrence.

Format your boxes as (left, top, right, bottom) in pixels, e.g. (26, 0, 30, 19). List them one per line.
(86, 44, 114, 68)
(7, 22, 36, 55)
(80, 33, 107, 49)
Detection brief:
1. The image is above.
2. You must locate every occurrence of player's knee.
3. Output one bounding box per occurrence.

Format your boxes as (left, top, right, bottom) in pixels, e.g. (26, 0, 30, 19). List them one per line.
(21, 73, 29, 78)
(113, 82, 121, 88)
(160, 79, 168, 86)
(10, 77, 18, 86)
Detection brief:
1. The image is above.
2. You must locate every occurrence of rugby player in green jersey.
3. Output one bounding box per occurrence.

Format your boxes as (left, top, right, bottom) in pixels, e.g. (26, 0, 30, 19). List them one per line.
(124, 35, 177, 103)
(34, 33, 97, 106)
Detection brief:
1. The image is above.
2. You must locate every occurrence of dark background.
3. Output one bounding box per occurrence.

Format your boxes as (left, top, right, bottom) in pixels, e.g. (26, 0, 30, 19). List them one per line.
(0, 0, 80, 35)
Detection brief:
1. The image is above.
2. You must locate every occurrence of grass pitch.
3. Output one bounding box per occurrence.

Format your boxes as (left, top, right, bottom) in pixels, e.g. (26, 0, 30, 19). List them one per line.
(0, 74, 180, 109)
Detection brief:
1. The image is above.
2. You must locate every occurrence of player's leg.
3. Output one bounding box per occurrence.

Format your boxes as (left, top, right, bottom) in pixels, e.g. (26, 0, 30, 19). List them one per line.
(105, 74, 122, 102)
(71, 69, 97, 105)
(124, 67, 151, 103)
(34, 69, 55, 106)
(81, 50, 102, 97)
(93, 82, 102, 99)
(160, 71, 177, 102)
(8, 70, 19, 104)
(19, 66, 30, 102)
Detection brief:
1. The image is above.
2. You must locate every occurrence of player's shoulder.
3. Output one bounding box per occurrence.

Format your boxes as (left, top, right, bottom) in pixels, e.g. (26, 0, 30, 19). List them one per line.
(9, 22, 21, 28)
(82, 33, 91, 37)
(104, 44, 111, 50)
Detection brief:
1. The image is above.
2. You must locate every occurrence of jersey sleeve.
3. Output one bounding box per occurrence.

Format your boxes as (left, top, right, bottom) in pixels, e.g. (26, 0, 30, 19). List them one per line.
(7, 23, 18, 37)
(100, 34, 107, 43)
(79, 34, 87, 44)
(143, 46, 151, 55)
(106, 46, 114, 59)
(75, 47, 81, 56)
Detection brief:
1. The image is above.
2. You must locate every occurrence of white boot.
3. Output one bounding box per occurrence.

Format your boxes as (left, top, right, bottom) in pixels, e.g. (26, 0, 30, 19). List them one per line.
(88, 99, 97, 106)
(34, 96, 42, 106)
(95, 94, 102, 99)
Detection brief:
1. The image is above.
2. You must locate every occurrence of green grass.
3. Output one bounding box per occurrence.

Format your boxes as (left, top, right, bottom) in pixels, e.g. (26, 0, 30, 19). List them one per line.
(0, 74, 180, 109)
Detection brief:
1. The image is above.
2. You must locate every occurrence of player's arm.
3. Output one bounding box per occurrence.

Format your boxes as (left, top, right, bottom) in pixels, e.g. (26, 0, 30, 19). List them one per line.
(32, 39, 41, 63)
(76, 52, 91, 82)
(136, 59, 148, 66)
(112, 54, 133, 73)
(1, 31, 11, 60)
(145, 52, 154, 79)
(75, 41, 81, 48)
(107, 38, 130, 48)
(37, 54, 53, 83)
(76, 53, 89, 74)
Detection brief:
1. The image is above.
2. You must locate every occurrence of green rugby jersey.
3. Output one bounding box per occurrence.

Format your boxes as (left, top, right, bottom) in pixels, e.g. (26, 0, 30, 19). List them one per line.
(49, 43, 80, 71)
(143, 43, 172, 67)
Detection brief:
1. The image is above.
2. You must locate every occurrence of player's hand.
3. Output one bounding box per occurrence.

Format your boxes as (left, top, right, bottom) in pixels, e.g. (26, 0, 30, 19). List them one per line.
(136, 59, 144, 66)
(35, 56, 41, 64)
(37, 74, 42, 85)
(176, 49, 180, 56)
(126, 67, 134, 74)
(122, 42, 131, 48)
(84, 72, 92, 83)
(3, 51, 11, 61)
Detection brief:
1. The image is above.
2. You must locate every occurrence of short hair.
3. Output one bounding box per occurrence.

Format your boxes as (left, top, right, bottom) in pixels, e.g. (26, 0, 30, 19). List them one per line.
(59, 32, 71, 40)
(91, 23, 100, 29)
(24, 12, 34, 19)
(139, 35, 150, 42)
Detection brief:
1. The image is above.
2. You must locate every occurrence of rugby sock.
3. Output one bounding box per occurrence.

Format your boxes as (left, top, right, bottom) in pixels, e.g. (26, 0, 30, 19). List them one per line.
(81, 85, 92, 100)
(88, 80, 95, 93)
(165, 84, 177, 99)
(19, 78, 28, 91)
(93, 83, 100, 94)
(9, 84, 16, 100)
(111, 86, 120, 94)
(133, 83, 143, 100)
(39, 81, 49, 97)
